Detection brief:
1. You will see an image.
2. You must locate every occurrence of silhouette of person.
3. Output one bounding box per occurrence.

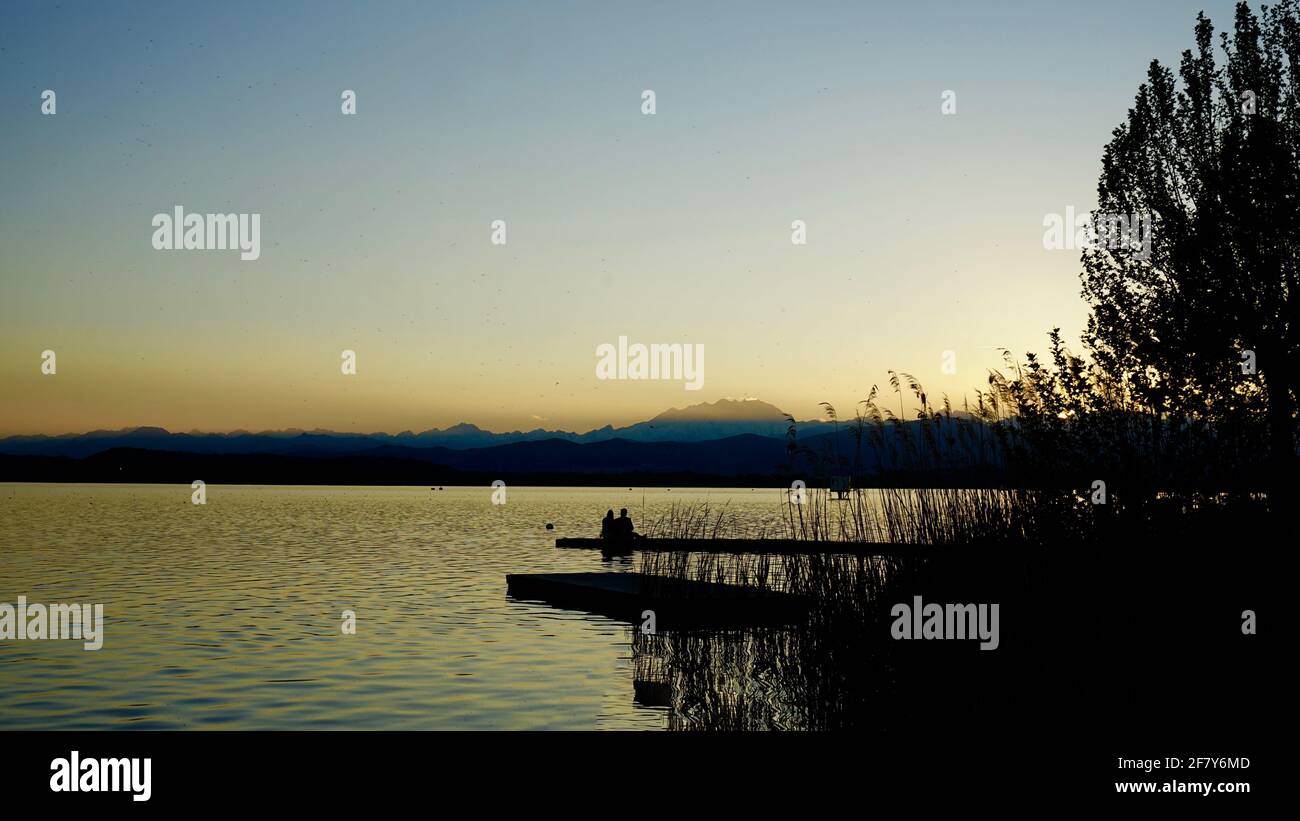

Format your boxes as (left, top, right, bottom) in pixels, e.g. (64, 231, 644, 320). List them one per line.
(600, 509, 615, 539)
(615, 508, 639, 540)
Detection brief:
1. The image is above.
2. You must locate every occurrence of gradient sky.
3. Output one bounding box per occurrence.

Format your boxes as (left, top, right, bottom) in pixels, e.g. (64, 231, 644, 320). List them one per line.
(0, 0, 1245, 435)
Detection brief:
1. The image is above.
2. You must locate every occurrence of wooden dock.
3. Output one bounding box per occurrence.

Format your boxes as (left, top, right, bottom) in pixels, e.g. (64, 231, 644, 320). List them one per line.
(555, 537, 936, 558)
(506, 572, 810, 629)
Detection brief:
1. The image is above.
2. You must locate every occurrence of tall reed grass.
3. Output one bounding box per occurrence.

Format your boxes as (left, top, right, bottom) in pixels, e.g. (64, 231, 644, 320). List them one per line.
(626, 368, 1272, 729)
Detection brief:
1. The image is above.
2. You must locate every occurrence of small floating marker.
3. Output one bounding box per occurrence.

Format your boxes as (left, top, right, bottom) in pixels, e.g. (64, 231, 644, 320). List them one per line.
(545, 522, 555, 530)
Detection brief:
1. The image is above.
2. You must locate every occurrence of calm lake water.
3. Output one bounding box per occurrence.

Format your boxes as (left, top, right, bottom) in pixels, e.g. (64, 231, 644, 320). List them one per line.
(0, 484, 790, 730)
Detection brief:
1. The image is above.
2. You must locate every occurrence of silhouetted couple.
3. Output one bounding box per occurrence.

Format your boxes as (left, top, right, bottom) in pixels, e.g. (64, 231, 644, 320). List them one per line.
(601, 508, 641, 542)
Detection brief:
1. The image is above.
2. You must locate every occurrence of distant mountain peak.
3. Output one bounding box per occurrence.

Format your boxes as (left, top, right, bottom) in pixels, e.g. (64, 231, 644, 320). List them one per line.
(650, 398, 787, 423)
(442, 423, 486, 435)
(110, 426, 170, 438)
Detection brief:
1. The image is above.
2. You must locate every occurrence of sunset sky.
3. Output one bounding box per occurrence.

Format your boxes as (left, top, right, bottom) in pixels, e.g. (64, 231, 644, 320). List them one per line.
(0, 0, 1242, 435)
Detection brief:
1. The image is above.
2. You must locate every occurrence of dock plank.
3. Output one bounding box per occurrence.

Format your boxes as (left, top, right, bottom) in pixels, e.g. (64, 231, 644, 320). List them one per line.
(506, 572, 810, 629)
(555, 537, 935, 557)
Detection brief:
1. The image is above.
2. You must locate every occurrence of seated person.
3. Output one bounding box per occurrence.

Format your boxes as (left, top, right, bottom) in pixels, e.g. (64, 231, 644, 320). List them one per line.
(614, 508, 642, 540)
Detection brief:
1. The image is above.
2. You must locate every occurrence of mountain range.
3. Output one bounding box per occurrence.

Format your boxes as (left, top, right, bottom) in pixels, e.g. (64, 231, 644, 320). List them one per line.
(0, 399, 820, 458)
(0, 399, 1002, 486)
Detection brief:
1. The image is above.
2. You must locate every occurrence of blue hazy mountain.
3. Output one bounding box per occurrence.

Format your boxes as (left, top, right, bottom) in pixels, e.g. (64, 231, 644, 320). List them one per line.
(0, 398, 1006, 486)
(0, 399, 821, 458)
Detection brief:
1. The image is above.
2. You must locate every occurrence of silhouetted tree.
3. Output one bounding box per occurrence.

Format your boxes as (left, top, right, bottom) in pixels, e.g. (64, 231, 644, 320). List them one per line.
(1082, 1, 1298, 492)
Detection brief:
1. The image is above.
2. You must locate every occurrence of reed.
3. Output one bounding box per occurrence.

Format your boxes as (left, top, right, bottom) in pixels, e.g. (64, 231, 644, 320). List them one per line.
(628, 362, 1272, 730)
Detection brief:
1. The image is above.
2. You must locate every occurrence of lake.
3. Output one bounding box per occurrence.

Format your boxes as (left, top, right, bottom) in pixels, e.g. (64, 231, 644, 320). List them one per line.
(0, 483, 790, 730)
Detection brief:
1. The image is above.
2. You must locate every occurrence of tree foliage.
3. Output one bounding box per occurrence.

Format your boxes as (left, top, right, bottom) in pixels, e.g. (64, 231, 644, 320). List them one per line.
(1080, 1, 1299, 482)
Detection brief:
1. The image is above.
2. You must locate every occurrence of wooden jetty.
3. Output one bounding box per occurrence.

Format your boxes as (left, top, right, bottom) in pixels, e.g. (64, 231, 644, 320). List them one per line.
(506, 572, 810, 629)
(555, 537, 936, 558)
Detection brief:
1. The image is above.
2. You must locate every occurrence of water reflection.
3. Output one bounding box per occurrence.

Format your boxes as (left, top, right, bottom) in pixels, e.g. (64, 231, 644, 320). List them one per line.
(0, 484, 790, 730)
